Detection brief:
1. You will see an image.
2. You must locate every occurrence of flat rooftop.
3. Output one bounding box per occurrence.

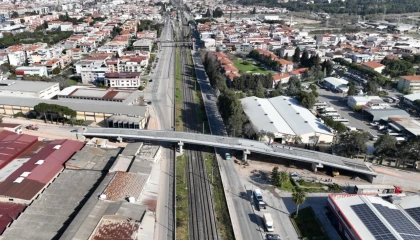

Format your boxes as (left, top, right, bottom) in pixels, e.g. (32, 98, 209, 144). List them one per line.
(1, 169, 104, 240)
(0, 80, 57, 93)
(65, 146, 121, 171)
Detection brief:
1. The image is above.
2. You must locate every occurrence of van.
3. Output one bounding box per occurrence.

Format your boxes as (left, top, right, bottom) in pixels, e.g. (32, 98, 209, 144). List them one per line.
(253, 189, 263, 201)
(263, 213, 274, 232)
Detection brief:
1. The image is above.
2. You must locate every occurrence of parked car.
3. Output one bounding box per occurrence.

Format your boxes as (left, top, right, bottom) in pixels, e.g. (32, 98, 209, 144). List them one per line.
(70, 129, 78, 132)
(266, 234, 281, 240)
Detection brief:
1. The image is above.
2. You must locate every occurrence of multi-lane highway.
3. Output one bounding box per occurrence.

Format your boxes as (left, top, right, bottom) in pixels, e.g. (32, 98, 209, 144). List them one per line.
(147, 15, 176, 240)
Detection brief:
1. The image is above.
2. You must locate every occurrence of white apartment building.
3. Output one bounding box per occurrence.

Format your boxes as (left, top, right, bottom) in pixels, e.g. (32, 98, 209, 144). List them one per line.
(398, 76, 420, 93)
(105, 72, 141, 88)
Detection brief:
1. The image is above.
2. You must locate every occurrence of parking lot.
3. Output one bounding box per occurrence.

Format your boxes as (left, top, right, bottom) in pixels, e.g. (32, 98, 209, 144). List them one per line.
(316, 87, 383, 136)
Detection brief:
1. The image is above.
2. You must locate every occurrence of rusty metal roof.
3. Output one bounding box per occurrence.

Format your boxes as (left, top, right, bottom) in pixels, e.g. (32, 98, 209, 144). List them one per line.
(90, 218, 140, 240)
(102, 172, 148, 202)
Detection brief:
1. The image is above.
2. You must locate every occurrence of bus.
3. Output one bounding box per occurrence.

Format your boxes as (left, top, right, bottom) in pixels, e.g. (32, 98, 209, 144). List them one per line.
(353, 185, 402, 194)
(314, 102, 328, 107)
(334, 118, 349, 124)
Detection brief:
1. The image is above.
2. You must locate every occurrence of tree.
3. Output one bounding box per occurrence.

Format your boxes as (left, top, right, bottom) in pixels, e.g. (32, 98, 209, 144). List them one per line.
(292, 135, 302, 145)
(292, 189, 306, 217)
(347, 82, 357, 96)
(231, 45, 236, 52)
(336, 132, 369, 157)
(43, 21, 48, 29)
(286, 76, 301, 96)
(11, 11, 19, 18)
(279, 171, 289, 186)
(364, 81, 379, 95)
(20, 19, 25, 24)
(321, 60, 333, 76)
(382, 59, 415, 78)
(397, 138, 420, 167)
(255, 81, 265, 98)
(270, 90, 281, 97)
(251, 7, 257, 14)
(271, 167, 280, 186)
(292, 47, 300, 63)
(52, 67, 61, 75)
(300, 50, 310, 67)
(413, 99, 420, 109)
(204, 8, 211, 18)
(374, 135, 397, 163)
(213, 7, 223, 18)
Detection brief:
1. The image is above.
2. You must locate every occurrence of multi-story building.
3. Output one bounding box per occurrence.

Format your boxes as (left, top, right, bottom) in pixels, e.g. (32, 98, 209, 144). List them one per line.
(105, 72, 141, 88)
(398, 75, 420, 93)
(15, 66, 49, 78)
(81, 67, 109, 84)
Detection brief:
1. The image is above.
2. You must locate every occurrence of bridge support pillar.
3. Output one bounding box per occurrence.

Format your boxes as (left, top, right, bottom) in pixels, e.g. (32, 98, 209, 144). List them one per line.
(311, 162, 323, 172)
(366, 174, 375, 183)
(117, 136, 122, 143)
(243, 149, 251, 162)
(178, 141, 184, 154)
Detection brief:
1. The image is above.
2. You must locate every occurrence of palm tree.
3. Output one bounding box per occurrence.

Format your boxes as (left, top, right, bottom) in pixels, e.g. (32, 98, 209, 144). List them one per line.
(279, 171, 289, 186)
(292, 189, 307, 217)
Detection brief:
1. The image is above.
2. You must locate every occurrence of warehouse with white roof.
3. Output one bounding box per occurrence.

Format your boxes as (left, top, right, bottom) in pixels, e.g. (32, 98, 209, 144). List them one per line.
(241, 96, 334, 144)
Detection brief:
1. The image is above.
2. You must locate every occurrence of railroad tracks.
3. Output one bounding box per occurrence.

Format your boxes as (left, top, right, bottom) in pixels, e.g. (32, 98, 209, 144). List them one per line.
(179, 29, 219, 240)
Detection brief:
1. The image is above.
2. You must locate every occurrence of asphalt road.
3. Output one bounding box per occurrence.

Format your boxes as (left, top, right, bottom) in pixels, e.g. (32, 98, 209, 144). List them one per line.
(192, 51, 264, 240)
(147, 15, 176, 240)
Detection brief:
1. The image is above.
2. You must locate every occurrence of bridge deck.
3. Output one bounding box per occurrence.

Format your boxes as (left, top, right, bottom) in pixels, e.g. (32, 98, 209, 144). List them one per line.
(82, 128, 376, 176)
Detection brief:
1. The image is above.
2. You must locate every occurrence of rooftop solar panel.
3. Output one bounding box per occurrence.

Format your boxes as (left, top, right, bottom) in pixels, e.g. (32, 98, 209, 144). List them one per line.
(351, 204, 398, 240)
(405, 207, 420, 225)
(373, 204, 420, 239)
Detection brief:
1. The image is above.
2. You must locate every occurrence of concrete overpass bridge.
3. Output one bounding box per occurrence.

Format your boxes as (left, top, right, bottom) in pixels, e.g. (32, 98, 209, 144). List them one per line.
(81, 128, 377, 179)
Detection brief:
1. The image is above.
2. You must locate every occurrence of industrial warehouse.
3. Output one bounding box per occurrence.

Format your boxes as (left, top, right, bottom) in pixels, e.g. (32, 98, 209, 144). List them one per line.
(241, 96, 334, 143)
(0, 129, 159, 239)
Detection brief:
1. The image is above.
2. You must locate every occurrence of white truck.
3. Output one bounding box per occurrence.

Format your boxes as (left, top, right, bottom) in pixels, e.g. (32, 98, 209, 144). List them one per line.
(263, 213, 274, 232)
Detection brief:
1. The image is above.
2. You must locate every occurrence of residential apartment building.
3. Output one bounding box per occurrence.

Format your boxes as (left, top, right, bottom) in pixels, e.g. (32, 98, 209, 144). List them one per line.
(105, 72, 141, 88)
(398, 76, 420, 93)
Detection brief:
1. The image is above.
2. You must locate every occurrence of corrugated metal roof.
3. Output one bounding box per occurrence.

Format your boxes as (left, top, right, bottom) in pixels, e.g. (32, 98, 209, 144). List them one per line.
(0, 96, 147, 117)
(0, 139, 84, 201)
(0, 131, 38, 169)
(0, 202, 26, 234)
(0, 81, 58, 93)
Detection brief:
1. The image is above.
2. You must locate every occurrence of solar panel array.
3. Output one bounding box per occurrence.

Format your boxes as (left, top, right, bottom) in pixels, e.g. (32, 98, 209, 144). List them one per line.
(373, 204, 420, 239)
(351, 204, 397, 240)
(405, 207, 420, 225)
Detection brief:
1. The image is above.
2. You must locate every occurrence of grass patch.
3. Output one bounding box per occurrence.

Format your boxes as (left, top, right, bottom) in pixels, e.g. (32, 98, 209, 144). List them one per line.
(175, 48, 183, 131)
(291, 207, 329, 240)
(279, 180, 296, 192)
(233, 59, 269, 74)
(176, 155, 189, 239)
(186, 50, 210, 134)
(205, 152, 235, 240)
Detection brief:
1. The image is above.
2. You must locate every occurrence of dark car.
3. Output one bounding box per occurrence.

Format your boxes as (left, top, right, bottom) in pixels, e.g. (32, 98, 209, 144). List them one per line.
(149, 79, 153, 82)
(266, 234, 281, 240)
(71, 129, 78, 132)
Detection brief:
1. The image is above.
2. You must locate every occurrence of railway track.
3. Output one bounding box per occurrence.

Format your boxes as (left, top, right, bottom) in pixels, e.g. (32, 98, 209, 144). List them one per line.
(178, 23, 219, 239)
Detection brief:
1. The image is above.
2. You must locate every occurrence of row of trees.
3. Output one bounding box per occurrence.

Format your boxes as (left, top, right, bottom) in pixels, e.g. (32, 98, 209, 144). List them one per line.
(248, 50, 282, 72)
(333, 58, 388, 85)
(374, 135, 420, 167)
(202, 52, 248, 137)
(231, 73, 272, 94)
(0, 30, 73, 48)
(381, 58, 416, 78)
(33, 103, 76, 124)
